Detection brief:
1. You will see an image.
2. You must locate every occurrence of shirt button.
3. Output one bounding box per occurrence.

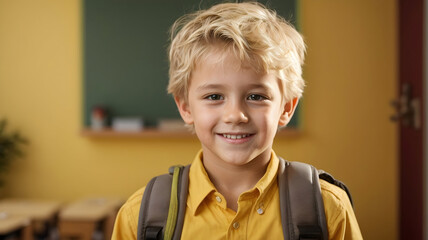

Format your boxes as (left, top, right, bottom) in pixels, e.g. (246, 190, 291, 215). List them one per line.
(215, 196, 222, 203)
(257, 208, 264, 215)
(233, 222, 240, 229)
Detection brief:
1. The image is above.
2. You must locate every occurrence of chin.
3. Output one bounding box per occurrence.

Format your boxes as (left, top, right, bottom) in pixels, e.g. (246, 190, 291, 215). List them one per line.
(220, 152, 261, 166)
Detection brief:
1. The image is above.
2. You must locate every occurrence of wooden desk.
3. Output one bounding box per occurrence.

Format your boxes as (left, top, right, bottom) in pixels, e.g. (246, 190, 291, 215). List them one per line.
(59, 198, 123, 240)
(0, 213, 33, 240)
(0, 198, 61, 238)
(0, 198, 60, 240)
(0, 198, 61, 220)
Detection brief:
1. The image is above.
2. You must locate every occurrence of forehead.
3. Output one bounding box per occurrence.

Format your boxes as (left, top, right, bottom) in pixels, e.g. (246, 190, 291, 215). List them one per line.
(193, 51, 251, 80)
(194, 46, 257, 78)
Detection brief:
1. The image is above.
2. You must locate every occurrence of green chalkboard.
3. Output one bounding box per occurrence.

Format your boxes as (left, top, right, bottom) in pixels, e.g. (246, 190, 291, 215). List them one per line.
(83, 0, 298, 127)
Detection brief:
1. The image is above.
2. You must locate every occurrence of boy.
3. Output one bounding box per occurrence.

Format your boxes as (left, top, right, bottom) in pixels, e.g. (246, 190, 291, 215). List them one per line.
(112, 2, 362, 239)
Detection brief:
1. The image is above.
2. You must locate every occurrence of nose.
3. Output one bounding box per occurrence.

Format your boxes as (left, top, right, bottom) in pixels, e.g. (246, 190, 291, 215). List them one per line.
(222, 100, 249, 124)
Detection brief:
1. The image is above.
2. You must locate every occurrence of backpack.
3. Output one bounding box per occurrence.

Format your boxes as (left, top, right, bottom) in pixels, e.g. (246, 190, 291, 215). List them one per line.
(137, 158, 353, 240)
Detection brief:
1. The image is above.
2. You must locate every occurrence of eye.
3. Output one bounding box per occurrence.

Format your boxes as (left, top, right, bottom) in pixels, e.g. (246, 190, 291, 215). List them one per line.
(247, 94, 267, 101)
(205, 94, 223, 100)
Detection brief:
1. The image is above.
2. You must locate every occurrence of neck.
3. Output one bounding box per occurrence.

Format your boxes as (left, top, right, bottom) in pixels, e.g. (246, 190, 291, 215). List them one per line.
(202, 151, 271, 211)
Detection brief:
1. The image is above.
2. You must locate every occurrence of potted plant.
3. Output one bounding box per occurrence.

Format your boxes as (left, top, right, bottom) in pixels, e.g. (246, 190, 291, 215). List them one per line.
(0, 119, 28, 186)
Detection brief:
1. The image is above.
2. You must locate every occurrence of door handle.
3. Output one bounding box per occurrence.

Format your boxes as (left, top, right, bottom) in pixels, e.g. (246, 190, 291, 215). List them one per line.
(390, 83, 421, 129)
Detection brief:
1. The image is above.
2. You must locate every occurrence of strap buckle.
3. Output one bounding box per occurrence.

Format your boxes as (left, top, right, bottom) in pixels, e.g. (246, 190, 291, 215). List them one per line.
(299, 225, 323, 240)
(145, 226, 163, 240)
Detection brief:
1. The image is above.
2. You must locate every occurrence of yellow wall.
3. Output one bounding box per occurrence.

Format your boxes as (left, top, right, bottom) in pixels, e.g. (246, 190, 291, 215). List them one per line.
(0, 0, 397, 239)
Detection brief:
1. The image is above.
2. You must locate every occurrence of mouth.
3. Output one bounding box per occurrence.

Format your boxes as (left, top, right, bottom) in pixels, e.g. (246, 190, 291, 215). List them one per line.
(221, 134, 252, 140)
(217, 132, 255, 143)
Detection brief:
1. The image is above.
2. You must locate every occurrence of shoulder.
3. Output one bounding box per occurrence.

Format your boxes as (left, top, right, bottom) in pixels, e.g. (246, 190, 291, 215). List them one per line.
(125, 186, 146, 208)
(320, 179, 363, 239)
(111, 186, 146, 240)
(320, 179, 353, 220)
(320, 179, 350, 208)
(121, 186, 146, 221)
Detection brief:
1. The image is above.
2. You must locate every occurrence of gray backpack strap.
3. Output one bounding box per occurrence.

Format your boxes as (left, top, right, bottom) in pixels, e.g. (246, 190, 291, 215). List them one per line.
(172, 165, 190, 239)
(278, 158, 328, 240)
(137, 165, 190, 240)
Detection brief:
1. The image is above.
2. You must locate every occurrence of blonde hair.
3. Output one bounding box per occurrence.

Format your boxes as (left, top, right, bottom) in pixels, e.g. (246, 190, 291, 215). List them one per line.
(167, 2, 306, 102)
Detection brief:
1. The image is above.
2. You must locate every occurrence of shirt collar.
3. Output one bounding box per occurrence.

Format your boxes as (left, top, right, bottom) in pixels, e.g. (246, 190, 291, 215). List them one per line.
(254, 151, 279, 197)
(188, 150, 216, 215)
(187, 150, 280, 215)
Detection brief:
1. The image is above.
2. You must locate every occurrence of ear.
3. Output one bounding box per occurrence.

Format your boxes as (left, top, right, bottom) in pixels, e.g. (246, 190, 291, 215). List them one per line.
(278, 98, 299, 127)
(174, 96, 194, 125)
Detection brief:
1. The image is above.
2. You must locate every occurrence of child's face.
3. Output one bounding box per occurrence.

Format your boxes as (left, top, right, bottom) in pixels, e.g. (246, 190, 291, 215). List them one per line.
(175, 50, 297, 167)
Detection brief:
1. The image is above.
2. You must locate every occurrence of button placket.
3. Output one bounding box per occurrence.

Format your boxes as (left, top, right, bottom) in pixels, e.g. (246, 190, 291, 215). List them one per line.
(256, 203, 265, 215)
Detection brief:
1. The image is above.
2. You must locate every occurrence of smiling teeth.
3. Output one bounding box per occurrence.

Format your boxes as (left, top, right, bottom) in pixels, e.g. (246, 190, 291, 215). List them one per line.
(223, 134, 249, 139)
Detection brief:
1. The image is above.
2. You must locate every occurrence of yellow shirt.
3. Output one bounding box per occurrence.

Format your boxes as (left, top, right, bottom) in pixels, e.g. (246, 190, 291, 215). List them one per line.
(112, 151, 363, 240)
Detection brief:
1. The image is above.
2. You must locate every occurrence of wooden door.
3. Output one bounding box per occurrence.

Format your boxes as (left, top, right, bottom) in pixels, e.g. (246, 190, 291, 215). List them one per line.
(397, 0, 425, 239)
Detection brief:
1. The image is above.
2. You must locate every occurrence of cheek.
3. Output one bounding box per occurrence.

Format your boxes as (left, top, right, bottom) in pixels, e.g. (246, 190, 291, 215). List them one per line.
(253, 107, 282, 123)
(192, 105, 217, 127)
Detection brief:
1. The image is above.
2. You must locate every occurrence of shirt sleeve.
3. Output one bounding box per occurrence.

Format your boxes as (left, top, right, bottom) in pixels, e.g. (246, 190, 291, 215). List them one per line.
(320, 180, 364, 240)
(111, 187, 145, 240)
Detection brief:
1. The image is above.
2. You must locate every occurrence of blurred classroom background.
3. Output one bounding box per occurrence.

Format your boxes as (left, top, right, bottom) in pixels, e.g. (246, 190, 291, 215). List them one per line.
(0, 0, 424, 239)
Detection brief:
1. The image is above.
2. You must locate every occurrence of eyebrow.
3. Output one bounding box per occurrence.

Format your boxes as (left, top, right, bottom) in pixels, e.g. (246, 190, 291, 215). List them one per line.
(196, 83, 273, 91)
(246, 83, 273, 91)
(195, 83, 225, 92)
